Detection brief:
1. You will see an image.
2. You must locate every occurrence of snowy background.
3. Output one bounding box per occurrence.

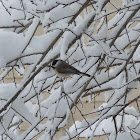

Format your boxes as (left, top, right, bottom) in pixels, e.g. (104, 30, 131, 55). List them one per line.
(0, 0, 140, 139)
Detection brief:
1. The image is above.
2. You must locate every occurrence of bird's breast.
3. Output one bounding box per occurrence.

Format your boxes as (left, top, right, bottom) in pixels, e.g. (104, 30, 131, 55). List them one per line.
(54, 69, 71, 78)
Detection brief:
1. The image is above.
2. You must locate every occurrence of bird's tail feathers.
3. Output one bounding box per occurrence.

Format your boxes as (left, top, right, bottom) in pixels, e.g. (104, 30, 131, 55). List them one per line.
(80, 72, 91, 77)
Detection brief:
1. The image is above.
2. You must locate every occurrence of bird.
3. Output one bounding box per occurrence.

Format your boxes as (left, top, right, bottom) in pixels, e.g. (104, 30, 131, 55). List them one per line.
(51, 59, 90, 78)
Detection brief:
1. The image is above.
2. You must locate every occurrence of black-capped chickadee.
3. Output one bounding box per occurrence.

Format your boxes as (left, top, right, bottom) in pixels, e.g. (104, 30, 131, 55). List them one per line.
(52, 59, 90, 78)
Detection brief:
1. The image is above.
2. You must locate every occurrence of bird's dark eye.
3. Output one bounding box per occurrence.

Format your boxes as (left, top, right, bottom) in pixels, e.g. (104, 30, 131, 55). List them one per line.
(52, 60, 58, 67)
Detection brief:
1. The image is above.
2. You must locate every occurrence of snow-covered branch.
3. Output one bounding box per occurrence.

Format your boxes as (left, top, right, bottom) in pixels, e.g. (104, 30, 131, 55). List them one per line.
(0, 0, 140, 140)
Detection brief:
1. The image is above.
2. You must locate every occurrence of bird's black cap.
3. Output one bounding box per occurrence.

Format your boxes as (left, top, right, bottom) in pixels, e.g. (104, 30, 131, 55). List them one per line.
(52, 60, 58, 68)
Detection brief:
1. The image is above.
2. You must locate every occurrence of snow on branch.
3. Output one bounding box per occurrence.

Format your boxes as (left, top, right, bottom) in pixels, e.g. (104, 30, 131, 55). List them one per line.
(0, 0, 140, 140)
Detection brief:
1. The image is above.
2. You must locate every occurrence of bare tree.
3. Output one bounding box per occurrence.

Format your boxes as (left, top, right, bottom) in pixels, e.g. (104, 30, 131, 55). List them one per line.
(0, 0, 140, 139)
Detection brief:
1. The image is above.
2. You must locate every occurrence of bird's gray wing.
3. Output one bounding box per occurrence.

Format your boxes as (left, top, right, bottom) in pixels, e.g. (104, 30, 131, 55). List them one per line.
(57, 62, 80, 74)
